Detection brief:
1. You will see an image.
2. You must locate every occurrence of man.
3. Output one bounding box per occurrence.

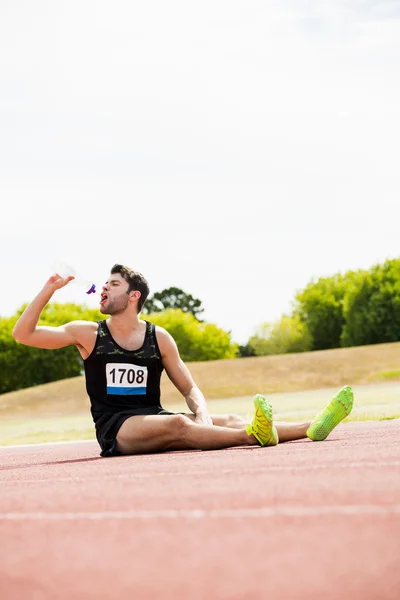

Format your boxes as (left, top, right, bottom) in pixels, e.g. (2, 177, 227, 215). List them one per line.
(12, 264, 354, 457)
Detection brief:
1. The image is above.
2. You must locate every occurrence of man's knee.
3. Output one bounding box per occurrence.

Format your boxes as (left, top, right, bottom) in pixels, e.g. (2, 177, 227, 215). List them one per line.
(170, 414, 193, 440)
(230, 413, 243, 423)
(222, 414, 244, 427)
(116, 414, 193, 454)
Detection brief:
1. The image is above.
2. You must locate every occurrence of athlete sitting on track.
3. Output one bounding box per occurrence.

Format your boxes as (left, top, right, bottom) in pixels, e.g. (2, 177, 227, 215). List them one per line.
(12, 264, 354, 457)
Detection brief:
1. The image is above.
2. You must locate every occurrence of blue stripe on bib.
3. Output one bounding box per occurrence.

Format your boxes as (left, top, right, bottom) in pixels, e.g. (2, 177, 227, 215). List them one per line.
(107, 386, 147, 396)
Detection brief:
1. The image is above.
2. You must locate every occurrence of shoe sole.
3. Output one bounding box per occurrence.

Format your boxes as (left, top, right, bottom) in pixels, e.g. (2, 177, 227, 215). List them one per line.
(307, 386, 354, 441)
(253, 394, 279, 446)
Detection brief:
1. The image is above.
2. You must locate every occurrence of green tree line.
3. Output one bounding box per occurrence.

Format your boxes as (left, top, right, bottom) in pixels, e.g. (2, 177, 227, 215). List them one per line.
(245, 258, 400, 356)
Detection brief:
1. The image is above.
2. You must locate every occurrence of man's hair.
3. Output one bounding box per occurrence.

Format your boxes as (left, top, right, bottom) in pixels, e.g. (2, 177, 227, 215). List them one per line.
(110, 264, 150, 312)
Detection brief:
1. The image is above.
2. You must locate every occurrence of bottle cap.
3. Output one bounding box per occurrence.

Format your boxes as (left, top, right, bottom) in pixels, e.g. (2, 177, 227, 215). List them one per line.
(86, 284, 97, 295)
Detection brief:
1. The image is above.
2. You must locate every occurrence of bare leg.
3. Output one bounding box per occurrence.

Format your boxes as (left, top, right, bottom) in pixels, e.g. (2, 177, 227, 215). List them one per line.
(116, 414, 259, 455)
(274, 421, 310, 442)
(209, 414, 310, 443)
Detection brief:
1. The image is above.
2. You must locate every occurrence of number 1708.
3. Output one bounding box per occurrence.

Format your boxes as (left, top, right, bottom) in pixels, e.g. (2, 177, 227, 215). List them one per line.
(109, 368, 145, 385)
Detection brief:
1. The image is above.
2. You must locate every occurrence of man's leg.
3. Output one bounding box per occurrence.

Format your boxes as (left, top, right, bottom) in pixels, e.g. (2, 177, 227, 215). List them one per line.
(116, 386, 354, 454)
(210, 414, 309, 442)
(116, 413, 259, 455)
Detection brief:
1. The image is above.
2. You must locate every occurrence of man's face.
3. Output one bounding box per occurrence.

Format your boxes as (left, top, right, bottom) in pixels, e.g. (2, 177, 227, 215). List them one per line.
(99, 273, 131, 315)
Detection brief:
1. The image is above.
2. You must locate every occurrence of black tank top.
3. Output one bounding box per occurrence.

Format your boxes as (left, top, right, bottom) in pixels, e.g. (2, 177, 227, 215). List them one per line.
(84, 320, 164, 424)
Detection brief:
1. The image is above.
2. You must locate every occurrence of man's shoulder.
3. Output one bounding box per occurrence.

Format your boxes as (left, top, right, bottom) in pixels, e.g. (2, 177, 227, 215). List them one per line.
(152, 324, 170, 338)
(152, 325, 178, 357)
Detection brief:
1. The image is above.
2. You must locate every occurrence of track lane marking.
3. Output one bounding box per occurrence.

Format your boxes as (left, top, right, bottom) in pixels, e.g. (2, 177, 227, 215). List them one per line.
(1, 505, 399, 520)
(0, 440, 95, 450)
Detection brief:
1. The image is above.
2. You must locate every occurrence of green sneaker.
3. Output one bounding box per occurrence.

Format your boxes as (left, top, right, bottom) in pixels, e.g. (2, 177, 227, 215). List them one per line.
(246, 394, 279, 446)
(307, 386, 354, 441)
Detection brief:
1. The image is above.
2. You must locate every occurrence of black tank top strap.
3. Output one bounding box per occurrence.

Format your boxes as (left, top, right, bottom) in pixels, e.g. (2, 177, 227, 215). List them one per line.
(144, 321, 162, 360)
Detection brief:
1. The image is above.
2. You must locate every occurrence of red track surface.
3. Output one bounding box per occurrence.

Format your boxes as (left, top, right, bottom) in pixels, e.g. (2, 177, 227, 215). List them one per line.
(1, 421, 399, 600)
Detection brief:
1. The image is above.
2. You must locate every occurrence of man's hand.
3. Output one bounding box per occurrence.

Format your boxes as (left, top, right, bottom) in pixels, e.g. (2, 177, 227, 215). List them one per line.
(45, 273, 75, 291)
(195, 411, 213, 426)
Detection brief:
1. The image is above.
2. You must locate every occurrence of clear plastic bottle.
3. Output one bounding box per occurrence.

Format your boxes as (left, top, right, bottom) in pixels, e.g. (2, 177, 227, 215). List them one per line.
(52, 261, 97, 295)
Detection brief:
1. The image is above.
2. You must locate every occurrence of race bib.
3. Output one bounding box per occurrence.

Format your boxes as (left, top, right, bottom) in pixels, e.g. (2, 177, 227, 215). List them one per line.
(106, 363, 148, 395)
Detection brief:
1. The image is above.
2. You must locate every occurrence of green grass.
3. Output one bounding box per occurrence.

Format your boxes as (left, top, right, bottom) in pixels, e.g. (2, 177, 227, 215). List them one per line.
(370, 370, 400, 381)
(1, 382, 399, 447)
(0, 414, 95, 446)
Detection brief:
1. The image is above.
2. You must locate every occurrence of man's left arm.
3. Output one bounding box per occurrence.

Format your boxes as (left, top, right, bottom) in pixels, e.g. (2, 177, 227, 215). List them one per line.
(156, 327, 213, 425)
(184, 385, 212, 425)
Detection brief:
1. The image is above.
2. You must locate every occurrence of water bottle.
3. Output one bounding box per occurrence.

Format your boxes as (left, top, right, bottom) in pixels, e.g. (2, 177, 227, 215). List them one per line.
(52, 260, 97, 295)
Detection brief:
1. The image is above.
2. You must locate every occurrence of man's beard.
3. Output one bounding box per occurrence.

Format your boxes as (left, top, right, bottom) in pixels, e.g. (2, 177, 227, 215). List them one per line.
(100, 294, 129, 315)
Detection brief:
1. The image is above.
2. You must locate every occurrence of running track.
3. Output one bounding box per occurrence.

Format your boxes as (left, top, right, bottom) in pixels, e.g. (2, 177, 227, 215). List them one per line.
(1, 421, 399, 600)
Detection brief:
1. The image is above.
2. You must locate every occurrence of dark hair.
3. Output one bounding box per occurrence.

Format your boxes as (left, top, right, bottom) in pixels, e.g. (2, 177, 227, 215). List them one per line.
(110, 264, 150, 312)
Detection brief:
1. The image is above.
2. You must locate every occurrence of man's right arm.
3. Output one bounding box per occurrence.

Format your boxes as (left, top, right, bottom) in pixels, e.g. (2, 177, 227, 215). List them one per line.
(12, 273, 90, 350)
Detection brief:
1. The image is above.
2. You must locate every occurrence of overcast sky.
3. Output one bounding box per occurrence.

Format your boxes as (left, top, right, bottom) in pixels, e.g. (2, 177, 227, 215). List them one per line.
(1, 1, 399, 343)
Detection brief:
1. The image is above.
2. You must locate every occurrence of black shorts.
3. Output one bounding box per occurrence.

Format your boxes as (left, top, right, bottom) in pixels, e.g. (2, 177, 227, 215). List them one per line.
(95, 407, 180, 457)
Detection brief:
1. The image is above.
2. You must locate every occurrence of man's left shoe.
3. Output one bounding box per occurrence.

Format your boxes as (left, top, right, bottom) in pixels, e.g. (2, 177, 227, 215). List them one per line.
(307, 385, 354, 441)
(246, 394, 279, 446)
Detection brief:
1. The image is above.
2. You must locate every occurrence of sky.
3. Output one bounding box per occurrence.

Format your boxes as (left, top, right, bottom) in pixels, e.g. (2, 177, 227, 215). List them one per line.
(1, 1, 399, 344)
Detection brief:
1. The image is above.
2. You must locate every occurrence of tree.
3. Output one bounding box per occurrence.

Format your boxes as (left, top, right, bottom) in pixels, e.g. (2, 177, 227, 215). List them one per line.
(146, 309, 238, 361)
(293, 272, 357, 350)
(238, 343, 256, 357)
(0, 315, 83, 394)
(247, 315, 312, 356)
(341, 259, 400, 346)
(143, 287, 204, 320)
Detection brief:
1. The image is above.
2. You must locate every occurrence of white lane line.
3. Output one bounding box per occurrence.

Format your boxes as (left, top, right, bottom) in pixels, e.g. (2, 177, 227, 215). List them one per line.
(0, 505, 399, 520)
(1, 461, 399, 486)
(0, 440, 95, 450)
